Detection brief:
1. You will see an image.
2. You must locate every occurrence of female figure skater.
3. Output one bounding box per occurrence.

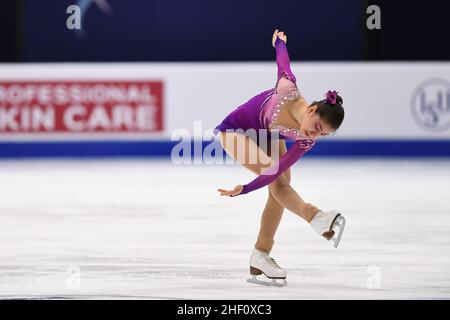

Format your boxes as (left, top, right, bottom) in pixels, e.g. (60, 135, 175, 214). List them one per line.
(213, 29, 346, 287)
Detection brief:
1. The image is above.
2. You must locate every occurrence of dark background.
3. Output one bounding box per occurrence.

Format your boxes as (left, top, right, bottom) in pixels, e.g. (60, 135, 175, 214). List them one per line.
(0, 0, 449, 62)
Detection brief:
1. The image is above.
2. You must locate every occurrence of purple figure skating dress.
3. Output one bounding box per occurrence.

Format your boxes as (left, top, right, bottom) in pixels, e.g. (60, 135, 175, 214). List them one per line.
(214, 37, 316, 196)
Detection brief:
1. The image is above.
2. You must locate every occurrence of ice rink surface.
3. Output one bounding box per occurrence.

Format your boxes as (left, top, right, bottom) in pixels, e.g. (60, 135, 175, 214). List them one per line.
(0, 157, 449, 300)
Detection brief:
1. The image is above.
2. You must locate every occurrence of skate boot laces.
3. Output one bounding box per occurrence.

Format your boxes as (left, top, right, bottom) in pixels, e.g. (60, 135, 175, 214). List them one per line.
(268, 257, 281, 270)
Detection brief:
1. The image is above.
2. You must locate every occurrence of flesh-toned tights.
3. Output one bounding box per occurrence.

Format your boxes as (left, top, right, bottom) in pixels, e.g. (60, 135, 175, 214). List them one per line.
(219, 131, 320, 253)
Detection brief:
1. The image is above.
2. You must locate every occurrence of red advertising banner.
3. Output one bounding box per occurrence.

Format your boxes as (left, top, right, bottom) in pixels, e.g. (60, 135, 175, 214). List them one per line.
(0, 81, 163, 133)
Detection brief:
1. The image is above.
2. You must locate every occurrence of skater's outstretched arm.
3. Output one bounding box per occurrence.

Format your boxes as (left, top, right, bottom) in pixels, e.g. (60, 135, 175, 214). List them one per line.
(272, 29, 297, 92)
(231, 140, 315, 196)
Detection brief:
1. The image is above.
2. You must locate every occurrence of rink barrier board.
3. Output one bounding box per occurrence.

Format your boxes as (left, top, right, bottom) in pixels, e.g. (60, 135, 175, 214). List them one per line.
(1, 63, 450, 140)
(0, 140, 449, 158)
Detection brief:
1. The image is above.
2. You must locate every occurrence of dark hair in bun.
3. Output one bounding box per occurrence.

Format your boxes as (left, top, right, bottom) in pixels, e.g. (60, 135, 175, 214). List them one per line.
(310, 93, 344, 130)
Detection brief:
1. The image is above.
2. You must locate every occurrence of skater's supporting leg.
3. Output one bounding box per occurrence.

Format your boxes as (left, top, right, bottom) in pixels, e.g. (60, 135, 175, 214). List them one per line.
(255, 140, 289, 254)
(255, 185, 284, 253)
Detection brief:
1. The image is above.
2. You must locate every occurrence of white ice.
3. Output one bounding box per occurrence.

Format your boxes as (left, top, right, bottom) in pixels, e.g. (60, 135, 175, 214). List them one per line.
(0, 157, 449, 299)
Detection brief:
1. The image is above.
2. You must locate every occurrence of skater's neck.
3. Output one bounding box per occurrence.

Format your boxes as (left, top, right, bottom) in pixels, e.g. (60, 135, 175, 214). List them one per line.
(293, 99, 309, 126)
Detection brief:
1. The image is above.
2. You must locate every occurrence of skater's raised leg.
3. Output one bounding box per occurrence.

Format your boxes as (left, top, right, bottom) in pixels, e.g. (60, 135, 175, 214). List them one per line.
(219, 131, 345, 248)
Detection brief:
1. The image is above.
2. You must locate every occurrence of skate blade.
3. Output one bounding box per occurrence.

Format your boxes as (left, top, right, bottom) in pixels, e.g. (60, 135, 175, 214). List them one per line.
(331, 215, 346, 248)
(247, 276, 287, 287)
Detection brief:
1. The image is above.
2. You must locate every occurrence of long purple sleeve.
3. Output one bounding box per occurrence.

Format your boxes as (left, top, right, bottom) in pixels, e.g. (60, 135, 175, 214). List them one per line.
(275, 37, 297, 85)
(232, 140, 314, 196)
(228, 35, 311, 197)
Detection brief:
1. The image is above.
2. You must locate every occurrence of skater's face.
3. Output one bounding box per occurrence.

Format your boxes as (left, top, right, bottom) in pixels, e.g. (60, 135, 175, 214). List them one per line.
(300, 105, 335, 139)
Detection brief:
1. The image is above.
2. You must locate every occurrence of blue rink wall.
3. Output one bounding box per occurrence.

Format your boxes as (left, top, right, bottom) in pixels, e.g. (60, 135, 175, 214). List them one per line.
(1, 140, 450, 159)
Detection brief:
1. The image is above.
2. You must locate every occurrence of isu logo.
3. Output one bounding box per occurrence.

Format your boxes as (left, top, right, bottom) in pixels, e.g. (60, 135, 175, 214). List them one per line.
(411, 78, 450, 131)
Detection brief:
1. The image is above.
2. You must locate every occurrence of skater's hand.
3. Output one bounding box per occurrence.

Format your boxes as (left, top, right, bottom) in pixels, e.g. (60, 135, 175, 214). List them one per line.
(272, 29, 287, 48)
(217, 185, 244, 197)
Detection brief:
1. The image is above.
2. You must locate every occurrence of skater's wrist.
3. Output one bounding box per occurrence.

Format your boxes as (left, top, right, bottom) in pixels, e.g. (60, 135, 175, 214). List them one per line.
(230, 184, 247, 197)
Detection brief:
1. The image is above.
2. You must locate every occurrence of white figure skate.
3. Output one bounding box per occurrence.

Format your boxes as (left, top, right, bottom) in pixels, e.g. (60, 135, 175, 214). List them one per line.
(310, 210, 346, 248)
(247, 248, 287, 287)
